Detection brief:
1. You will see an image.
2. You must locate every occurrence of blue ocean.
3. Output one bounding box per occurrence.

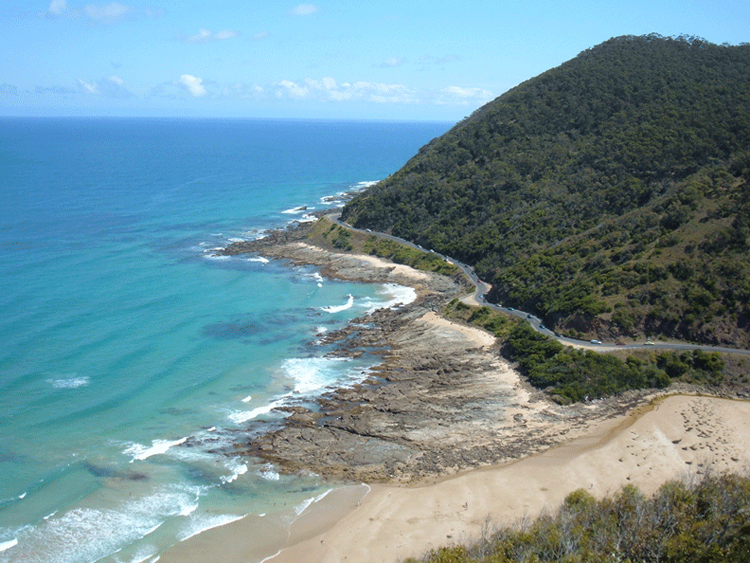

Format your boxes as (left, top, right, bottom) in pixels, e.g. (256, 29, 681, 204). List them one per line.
(0, 118, 452, 563)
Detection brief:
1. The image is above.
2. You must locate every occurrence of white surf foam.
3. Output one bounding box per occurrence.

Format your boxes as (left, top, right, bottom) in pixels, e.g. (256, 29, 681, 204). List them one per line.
(320, 294, 354, 314)
(177, 513, 246, 542)
(227, 396, 289, 424)
(0, 538, 18, 553)
(297, 213, 317, 223)
(246, 256, 269, 264)
(179, 504, 198, 517)
(319, 194, 344, 205)
(281, 206, 312, 215)
(125, 438, 188, 463)
(363, 283, 417, 313)
(281, 356, 351, 395)
(241, 394, 253, 403)
(292, 488, 333, 518)
(5, 488, 197, 563)
(49, 375, 90, 389)
(126, 546, 160, 563)
(260, 464, 280, 481)
(221, 458, 248, 484)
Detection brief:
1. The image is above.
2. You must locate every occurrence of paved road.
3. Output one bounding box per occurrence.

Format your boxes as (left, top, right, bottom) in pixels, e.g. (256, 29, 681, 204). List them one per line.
(327, 213, 750, 357)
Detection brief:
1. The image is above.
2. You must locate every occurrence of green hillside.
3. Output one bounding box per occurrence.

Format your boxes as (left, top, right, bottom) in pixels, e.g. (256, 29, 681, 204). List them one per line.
(342, 34, 750, 347)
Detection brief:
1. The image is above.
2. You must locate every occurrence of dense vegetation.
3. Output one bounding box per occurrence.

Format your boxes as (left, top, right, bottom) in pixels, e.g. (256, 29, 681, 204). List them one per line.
(444, 299, 726, 403)
(343, 35, 750, 346)
(503, 322, 725, 403)
(406, 471, 750, 563)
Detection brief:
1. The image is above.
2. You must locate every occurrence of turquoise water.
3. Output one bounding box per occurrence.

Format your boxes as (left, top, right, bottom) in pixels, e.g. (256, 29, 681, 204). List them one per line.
(0, 118, 452, 562)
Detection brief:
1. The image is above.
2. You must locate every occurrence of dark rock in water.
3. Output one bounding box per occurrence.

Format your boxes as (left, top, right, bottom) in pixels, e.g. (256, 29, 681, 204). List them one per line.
(84, 462, 117, 478)
(84, 461, 149, 482)
(0, 450, 27, 464)
(202, 321, 260, 341)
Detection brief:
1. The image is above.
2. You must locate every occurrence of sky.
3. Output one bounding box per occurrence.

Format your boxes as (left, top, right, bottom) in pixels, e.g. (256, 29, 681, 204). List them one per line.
(1, 0, 749, 122)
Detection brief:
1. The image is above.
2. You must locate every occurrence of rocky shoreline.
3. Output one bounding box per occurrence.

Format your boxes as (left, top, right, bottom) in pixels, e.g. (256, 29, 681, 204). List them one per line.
(216, 227, 655, 483)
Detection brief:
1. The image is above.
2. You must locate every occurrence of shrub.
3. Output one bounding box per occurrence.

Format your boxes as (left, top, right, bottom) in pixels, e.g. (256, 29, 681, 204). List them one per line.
(411, 472, 750, 563)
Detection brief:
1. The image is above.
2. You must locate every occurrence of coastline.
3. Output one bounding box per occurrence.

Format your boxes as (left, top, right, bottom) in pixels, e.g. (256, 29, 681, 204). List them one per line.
(160, 225, 750, 563)
(219, 228, 657, 484)
(264, 394, 750, 563)
(161, 392, 750, 563)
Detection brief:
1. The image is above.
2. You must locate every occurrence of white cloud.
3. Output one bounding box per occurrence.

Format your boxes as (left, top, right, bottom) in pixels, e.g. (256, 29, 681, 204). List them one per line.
(78, 78, 98, 94)
(291, 4, 319, 16)
(1, 83, 20, 95)
(186, 28, 211, 43)
(222, 83, 264, 100)
(179, 74, 207, 97)
(183, 28, 239, 44)
(35, 85, 77, 95)
(419, 54, 462, 65)
(352, 81, 416, 103)
(214, 30, 238, 40)
(143, 7, 166, 18)
(251, 31, 270, 41)
(304, 77, 337, 91)
(378, 57, 406, 68)
(83, 2, 132, 23)
(77, 75, 133, 97)
(149, 73, 491, 112)
(277, 80, 309, 99)
(45, 2, 162, 23)
(271, 78, 417, 104)
(437, 86, 494, 105)
(48, 0, 67, 16)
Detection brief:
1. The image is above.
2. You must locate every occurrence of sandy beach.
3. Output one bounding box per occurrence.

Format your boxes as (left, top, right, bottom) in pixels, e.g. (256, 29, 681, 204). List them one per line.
(161, 394, 750, 563)
(177, 232, 750, 563)
(262, 394, 750, 563)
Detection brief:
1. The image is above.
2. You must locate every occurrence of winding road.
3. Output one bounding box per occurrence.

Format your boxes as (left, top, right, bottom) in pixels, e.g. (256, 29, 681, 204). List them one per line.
(327, 213, 750, 357)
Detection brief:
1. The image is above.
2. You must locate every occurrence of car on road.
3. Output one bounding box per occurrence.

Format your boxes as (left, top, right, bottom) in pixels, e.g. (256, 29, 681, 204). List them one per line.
(590, 339, 602, 344)
(645, 341, 655, 345)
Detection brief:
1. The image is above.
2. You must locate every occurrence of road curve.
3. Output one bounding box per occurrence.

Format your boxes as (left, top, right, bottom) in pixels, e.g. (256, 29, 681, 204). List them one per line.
(326, 213, 750, 357)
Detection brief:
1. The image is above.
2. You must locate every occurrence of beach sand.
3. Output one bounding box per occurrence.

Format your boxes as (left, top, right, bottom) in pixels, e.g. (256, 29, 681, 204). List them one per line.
(263, 394, 750, 563)
(200, 233, 750, 563)
(161, 394, 750, 563)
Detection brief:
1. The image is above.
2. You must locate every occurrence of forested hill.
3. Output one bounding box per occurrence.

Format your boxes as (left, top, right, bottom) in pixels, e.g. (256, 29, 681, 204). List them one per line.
(342, 34, 750, 347)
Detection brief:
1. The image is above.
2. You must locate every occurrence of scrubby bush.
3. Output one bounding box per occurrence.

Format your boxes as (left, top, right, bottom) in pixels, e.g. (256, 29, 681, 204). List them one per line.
(407, 472, 750, 563)
(503, 323, 673, 402)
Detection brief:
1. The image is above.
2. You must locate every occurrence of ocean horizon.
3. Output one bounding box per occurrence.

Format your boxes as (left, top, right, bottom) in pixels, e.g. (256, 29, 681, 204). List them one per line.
(0, 117, 453, 563)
